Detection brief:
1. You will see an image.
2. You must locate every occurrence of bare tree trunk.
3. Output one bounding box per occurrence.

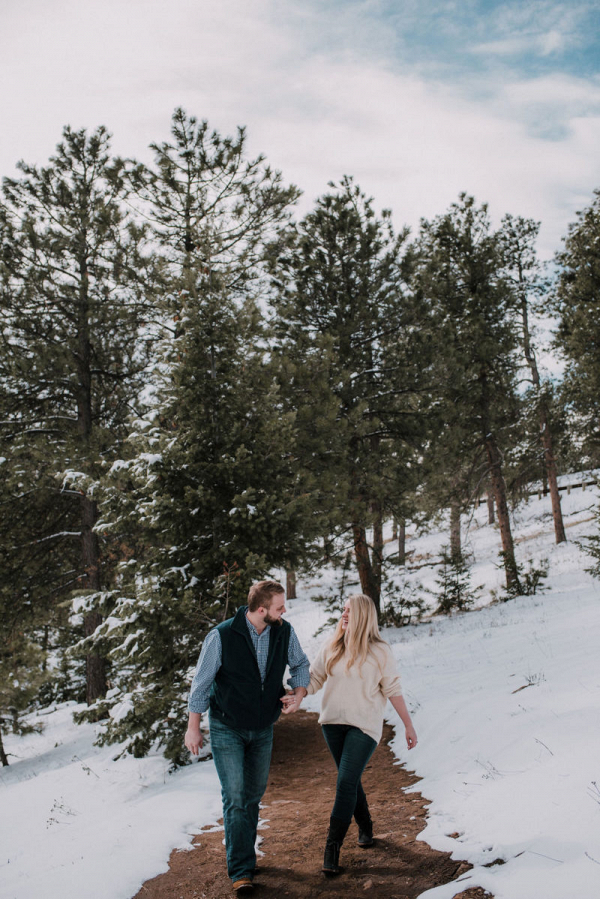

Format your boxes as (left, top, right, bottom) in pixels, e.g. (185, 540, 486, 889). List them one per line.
(487, 489, 495, 524)
(352, 522, 380, 613)
(450, 501, 461, 557)
(478, 364, 520, 592)
(486, 434, 520, 592)
(540, 407, 566, 543)
(286, 567, 297, 600)
(78, 252, 107, 704)
(392, 519, 398, 541)
(0, 726, 9, 766)
(372, 501, 384, 594)
(517, 260, 566, 544)
(398, 519, 406, 566)
(81, 494, 106, 705)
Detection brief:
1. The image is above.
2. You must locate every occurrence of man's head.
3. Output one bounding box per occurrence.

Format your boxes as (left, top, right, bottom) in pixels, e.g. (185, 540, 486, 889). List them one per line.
(247, 580, 286, 625)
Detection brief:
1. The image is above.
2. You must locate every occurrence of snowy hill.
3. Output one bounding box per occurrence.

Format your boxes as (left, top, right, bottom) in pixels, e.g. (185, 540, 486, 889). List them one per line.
(2, 479, 600, 899)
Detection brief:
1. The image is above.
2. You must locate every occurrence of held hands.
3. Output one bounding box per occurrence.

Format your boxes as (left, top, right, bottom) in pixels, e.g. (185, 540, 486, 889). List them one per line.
(184, 727, 203, 755)
(281, 686, 307, 715)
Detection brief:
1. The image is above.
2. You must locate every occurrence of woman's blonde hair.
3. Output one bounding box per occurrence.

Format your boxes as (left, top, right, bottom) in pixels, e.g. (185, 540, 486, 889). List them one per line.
(325, 593, 386, 676)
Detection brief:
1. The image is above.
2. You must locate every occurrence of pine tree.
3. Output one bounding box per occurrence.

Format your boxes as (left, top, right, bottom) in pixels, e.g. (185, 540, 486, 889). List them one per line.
(79, 111, 306, 764)
(499, 214, 566, 544)
(435, 547, 481, 615)
(0, 126, 151, 706)
(0, 628, 48, 766)
(269, 178, 430, 611)
(553, 188, 600, 465)
(413, 195, 523, 591)
(417, 410, 489, 558)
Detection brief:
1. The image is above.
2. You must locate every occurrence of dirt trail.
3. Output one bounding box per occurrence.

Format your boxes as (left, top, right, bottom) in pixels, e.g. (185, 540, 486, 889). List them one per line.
(133, 711, 492, 899)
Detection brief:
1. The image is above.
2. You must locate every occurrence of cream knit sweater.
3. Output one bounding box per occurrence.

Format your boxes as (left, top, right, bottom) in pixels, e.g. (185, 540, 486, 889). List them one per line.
(306, 639, 402, 744)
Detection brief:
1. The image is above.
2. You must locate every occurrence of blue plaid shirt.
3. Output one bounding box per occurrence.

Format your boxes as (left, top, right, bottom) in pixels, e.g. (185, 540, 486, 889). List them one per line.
(188, 613, 310, 714)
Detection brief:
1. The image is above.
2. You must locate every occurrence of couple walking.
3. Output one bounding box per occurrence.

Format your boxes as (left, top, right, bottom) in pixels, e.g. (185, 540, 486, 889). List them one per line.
(185, 580, 417, 893)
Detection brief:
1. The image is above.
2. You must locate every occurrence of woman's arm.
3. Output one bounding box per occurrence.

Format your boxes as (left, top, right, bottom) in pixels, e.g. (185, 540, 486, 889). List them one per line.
(306, 641, 328, 694)
(281, 641, 328, 714)
(389, 694, 418, 749)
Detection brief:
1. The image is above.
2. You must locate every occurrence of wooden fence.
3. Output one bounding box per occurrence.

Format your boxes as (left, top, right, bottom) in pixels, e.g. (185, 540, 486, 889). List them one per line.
(475, 478, 597, 507)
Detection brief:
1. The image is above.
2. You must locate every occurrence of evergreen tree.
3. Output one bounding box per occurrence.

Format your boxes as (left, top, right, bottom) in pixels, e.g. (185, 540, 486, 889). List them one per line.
(413, 195, 523, 591)
(435, 547, 481, 615)
(499, 214, 566, 543)
(0, 126, 151, 705)
(269, 178, 430, 611)
(79, 111, 305, 764)
(0, 628, 47, 766)
(417, 412, 488, 558)
(553, 188, 600, 465)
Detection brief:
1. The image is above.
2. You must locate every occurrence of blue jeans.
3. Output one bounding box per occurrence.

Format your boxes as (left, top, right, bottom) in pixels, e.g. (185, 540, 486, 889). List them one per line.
(322, 724, 377, 824)
(209, 715, 273, 882)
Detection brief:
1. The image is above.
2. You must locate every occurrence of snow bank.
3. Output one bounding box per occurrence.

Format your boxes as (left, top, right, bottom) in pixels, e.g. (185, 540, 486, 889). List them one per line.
(1, 705, 221, 899)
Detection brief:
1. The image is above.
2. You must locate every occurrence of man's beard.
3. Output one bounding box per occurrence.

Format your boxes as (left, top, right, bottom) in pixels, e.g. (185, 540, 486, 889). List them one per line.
(264, 612, 283, 626)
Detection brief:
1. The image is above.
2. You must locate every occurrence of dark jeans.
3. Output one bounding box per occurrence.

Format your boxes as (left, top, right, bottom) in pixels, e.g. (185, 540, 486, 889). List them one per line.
(322, 723, 377, 825)
(209, 715, 273, 882)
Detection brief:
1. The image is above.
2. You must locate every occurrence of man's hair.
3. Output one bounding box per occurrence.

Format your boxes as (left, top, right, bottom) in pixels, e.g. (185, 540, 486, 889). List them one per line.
(247, 580, 285, 612)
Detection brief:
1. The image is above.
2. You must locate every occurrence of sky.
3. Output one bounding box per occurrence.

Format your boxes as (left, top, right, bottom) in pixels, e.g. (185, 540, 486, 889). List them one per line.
(1, 0, 599, 258)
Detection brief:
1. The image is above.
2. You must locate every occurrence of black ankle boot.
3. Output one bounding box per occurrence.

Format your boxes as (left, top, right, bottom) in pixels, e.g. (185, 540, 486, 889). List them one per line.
(357, 818, 374, 847)
(354, 799, 374, 847)
(322, 816, 349, 875)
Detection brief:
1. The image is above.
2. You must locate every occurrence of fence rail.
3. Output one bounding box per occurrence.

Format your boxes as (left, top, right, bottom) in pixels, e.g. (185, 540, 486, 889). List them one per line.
(475, 478, 598, 507)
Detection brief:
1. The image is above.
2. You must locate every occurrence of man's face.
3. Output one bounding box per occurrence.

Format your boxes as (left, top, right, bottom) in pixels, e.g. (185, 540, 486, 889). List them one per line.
(263, 592, 286, 626)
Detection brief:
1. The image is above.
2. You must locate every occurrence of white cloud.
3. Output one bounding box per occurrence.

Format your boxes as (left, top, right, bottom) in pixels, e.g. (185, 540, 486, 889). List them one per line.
(253, 57, 600, 258)
(539, 28, 566, 55)
(472, 29, 569, 57)
(0, 0, 598, 261)
(482, 0, 589, 42)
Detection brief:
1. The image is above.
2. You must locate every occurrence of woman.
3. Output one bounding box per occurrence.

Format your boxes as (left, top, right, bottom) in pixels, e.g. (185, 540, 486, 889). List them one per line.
(284, 593, 417, 875)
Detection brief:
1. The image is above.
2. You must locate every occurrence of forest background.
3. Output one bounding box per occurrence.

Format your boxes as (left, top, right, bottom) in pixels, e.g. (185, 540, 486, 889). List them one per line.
(2, 104, 600, 767)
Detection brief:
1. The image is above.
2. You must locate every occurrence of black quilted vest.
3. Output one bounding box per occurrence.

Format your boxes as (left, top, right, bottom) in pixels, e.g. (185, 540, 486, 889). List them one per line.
(209, 606, 291, 730)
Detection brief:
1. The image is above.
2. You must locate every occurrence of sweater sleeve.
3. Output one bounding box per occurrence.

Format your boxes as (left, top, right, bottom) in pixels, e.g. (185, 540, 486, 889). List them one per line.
(378, 643, 402, 699)
(307, 641, 329, 695)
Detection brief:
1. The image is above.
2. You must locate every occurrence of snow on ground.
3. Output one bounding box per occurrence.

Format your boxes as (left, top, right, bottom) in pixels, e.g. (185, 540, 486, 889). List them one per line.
(3, 479, 600, 899)
(1, 706, 222, 899)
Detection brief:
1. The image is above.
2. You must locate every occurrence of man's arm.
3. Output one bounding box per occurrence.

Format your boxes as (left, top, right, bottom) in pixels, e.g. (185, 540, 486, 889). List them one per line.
(185, 711, 203, 754)
(281, 627, 309, 714)
(185, 629, 222, 755)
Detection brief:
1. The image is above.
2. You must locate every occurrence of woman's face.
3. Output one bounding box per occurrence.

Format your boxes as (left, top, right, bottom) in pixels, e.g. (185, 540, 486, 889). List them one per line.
(341, 600, 351, 631)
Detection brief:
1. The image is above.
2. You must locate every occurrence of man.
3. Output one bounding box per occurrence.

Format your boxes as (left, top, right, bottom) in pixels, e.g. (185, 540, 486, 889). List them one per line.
(185, 580, 309, 894)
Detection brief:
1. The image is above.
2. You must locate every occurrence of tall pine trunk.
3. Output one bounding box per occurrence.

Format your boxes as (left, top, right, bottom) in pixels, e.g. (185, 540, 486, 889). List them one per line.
(540, 414, 566, 544)
(450, 501, 461, 557)
(518, 261, 566, 544)
(487, 488, 495, 524)
(286, 567, 297, 600)
(398, 519, 406, 566)
(81, 494, 106, 704)
(352, 522, 380, 612)
(486, 433, 520, 591)
(480, 369, 520, 592)
(0, 727, 9, 766)
(77, 253, 107, 704)
(371, 500, 384, 592)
